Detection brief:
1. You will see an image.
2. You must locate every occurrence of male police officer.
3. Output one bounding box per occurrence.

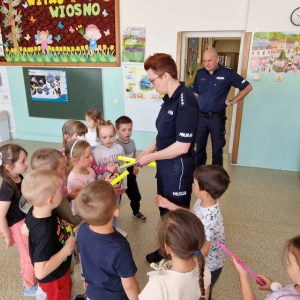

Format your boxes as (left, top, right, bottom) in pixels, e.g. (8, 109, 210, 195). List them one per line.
(137, 53, 198, 263)
(192, 49, 252, 166)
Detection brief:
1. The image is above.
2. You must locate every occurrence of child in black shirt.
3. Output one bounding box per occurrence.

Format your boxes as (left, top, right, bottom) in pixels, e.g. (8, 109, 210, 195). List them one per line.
(76, 180, 139, 300)
(22, 169, 76, 300)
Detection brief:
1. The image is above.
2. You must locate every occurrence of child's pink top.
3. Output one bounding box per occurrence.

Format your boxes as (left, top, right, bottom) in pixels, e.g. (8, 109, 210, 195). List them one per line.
(60, 148, 107, 195)
(67, 167, 96, 193)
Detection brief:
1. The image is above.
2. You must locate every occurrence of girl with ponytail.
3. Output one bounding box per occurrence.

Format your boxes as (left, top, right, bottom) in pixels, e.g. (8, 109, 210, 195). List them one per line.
(139, 209, 211, 300)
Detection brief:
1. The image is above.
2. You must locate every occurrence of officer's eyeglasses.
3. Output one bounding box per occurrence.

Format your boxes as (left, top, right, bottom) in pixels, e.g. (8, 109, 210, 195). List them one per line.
(150, 73, 164, 84)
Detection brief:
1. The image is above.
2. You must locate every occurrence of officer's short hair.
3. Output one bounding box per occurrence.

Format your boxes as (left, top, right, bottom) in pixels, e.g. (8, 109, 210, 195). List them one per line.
(144, 53, 178, 80)
(193, 165, 230, 199)
(115, 116, 132, 129)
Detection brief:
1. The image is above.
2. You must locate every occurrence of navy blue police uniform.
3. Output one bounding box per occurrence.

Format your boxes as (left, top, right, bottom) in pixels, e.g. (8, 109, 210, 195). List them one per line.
(192, 64, 249, 166)
(156, 82, 199, 216)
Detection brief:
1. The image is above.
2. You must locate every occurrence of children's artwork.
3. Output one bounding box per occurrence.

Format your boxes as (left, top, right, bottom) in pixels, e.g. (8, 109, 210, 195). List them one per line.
(28, 69, 69, 102)
(122, 26, 145, 63)
(124, 66, 163, 100)
(186, 38, 198, 75)
(249, 32, 300, 74)
(0, 0, 120, 66)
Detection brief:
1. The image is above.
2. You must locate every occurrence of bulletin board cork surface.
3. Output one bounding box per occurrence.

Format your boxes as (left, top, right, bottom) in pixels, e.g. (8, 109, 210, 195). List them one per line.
(0, 0, 120, 66)
(23, 67, 103, 119)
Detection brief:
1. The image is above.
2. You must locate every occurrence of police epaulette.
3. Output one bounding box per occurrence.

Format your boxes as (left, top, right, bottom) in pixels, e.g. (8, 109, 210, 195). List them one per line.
(179, 91, 187, 107)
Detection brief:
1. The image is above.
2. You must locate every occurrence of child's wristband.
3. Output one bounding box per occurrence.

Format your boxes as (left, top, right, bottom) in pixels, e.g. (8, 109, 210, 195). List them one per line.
(270, 282, 282, 292)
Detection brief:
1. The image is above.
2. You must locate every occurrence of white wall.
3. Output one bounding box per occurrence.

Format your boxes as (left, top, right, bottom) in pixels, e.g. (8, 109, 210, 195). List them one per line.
(0, 66, 17, 139)
(120, 0, 249, 59)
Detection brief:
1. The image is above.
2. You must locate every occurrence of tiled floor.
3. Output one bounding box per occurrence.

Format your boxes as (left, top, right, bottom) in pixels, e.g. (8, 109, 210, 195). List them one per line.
(0, 139, 299, 299)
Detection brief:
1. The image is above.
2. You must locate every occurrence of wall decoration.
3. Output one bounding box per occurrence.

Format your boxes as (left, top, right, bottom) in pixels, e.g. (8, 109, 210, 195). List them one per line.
(122, 26, 145, 63)
(28, 69, 69, 102)
(249, 32, 300, 74)
(186, 38, 198, 75)
(124, 66, 162, 100)
(0, 0, 120, 66)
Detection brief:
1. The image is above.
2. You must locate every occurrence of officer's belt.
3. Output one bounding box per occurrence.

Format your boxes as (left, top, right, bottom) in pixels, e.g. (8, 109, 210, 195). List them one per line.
(156, 146, 192, 159)
(199, 111, 225, 119)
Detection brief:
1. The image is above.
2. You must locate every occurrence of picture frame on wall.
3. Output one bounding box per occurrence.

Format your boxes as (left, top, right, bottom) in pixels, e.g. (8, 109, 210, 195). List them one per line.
(0, 0, 120, 66)
(186, 38, 199, 75)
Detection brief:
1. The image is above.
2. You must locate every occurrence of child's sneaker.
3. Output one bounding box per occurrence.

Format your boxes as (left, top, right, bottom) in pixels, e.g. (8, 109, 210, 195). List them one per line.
(23, 283, 38, 297)
(116, 227, 128, 238)
(133, 211, 146, 222)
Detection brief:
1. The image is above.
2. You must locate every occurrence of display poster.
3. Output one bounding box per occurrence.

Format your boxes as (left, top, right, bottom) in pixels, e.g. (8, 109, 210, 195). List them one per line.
(249, 32, 300, 74)
(124, 66, 163, 100)
(28, 69, 69, 102)
(0, 0, 119, 65)
(122, 26, 145, 63)
(186, 38, 198, 75)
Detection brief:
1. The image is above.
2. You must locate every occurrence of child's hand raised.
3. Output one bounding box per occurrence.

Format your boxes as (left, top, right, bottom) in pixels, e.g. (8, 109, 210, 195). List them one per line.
(70, 186, 82, 199)
(107, 163, 117, 173)
(104, 172, 113, 183)
(155, 195, 170, 208)
(65, 235, 77, 253)
(256, 275, 273, 291)
(230, 255, 248, 276)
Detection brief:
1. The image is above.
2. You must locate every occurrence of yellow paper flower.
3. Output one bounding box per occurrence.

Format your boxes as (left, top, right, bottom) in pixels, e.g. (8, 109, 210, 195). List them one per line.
(79, 25, 82, 28)
(63, 46, 66, 51)
(71, 46, 75, 52)
(56, 46, 59, 51)
(85, 45, 89, 50)
(48, 46, 52, 51)
(11, 48, 14, 53)
(81, 45, 84, 51)
(6, 47, 9, 52)
(31, 47, 34, 52)
(103, 45, 107, 50)
(76, 27, 78, 30)
(67, 47, 70, 52)
(19, 47, 23, 52)
(52, 47, 55, 51)
(98, 45, 102, 50)
(60, 47, 62, 52)
(76, 46, 80, 51)
(110, 45, 114, 51)
(34, 46, 37, 51)
(24, 47, 27, 52)
(38, 46, 41, 51)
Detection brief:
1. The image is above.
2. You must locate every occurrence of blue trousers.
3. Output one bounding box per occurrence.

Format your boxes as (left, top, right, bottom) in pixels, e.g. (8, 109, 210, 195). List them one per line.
(156, 156, 195, 216)
(195, 116, 226, 167)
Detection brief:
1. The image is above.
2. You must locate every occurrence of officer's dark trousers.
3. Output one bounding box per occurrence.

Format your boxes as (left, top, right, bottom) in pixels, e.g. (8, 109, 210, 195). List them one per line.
(195, 116, 226, 167)
(156, 156, 195, 216)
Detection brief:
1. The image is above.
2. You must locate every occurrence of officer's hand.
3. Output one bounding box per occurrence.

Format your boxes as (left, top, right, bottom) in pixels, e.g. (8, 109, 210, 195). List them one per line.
(155, 194, 170, 208)
(225, 97, 231, 106)
(136, 154, 151, 168)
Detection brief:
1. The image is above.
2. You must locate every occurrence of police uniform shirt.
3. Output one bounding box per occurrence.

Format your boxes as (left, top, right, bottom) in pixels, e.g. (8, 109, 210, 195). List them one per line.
(156, 82, 199, 151)
(191, 64, 250, 113)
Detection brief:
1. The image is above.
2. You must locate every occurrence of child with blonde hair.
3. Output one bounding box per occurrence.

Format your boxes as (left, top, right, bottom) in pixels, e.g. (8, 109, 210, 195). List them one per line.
(0, 144, 39, 297)
(61, 120, 116, 195)
(93, 120, 128, 237)
(84, 108, 104, 151)
(22, 170, 76, 300)
(231, 235, 300, 299)
(139, 209, 211, 300)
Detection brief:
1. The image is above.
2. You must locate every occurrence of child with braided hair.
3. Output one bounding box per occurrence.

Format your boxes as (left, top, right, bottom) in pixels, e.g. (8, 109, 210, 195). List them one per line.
(139, 209, 211, 300)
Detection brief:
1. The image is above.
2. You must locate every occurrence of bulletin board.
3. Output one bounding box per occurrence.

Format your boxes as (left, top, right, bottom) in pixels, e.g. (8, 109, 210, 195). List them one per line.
(23, 67, 103, 119)
(0, 0, 120, 66)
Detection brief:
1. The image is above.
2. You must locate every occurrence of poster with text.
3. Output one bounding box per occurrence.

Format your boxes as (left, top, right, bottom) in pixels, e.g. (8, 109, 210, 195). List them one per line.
(124, 66, 163, 100)
(122, 26, 145, 63)
(0, 0, 120, 65)
(29, 69, 69, 102)
(249, 32, 300, 74)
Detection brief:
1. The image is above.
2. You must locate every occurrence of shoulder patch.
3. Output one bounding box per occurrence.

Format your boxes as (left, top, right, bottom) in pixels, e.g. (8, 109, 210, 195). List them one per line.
(179, 92, 187, 107)
(224, 66, 232, 70)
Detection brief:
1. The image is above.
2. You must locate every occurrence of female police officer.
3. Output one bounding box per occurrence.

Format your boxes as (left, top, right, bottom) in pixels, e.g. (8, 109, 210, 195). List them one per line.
(136, 53, 199, 263)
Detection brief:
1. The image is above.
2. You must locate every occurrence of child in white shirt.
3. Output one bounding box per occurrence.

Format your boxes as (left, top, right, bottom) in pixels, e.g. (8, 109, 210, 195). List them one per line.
(139, 209, 211, 300)
(84, 109, 103, 151)
(156, 165, 230, 300)
(93, 120, 128, 237)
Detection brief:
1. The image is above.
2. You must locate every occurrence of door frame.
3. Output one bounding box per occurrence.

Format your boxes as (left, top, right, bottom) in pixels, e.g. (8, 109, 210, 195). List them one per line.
(176, 31, 252, 164)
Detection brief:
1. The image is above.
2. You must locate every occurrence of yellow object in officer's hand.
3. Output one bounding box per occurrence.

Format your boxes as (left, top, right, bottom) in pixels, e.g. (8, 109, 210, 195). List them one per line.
(118, 156, 156, 167)
(111, 171, 129, 186)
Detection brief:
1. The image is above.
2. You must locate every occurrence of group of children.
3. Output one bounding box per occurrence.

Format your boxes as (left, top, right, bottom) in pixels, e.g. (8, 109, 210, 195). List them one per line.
(0, 108, 299, 300)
